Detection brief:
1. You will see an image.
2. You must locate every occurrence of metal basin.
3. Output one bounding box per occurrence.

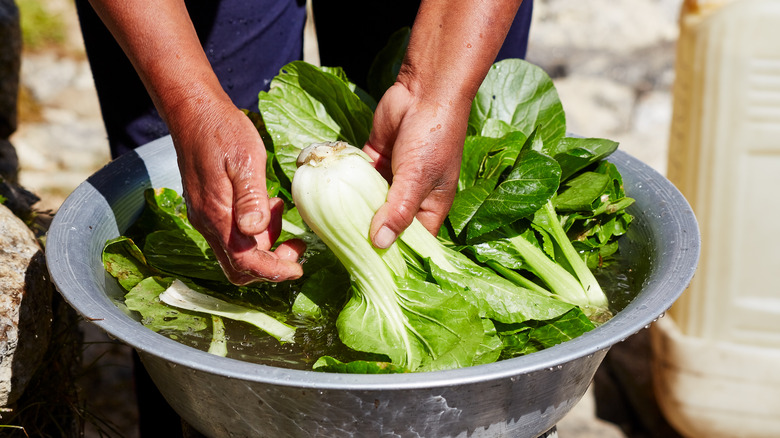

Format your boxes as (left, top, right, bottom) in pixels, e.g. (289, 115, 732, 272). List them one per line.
(46, 135, 699, 438)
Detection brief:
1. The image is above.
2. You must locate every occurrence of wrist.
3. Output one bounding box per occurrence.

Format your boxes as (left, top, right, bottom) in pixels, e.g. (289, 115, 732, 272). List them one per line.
(398, 0, 522, 105)
(161, 79, 237, 142)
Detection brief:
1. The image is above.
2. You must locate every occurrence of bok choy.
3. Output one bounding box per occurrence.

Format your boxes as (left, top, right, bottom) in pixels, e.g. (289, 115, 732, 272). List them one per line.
(102, 55, 635, 373)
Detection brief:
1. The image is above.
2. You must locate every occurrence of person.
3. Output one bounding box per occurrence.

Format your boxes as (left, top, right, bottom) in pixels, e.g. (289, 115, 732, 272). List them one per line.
(75, 0, 532, 285)
(75, 1, 533, 435)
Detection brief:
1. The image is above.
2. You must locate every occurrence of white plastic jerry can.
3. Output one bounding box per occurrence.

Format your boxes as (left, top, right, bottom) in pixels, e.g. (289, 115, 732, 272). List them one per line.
(651, 0, 780, 437)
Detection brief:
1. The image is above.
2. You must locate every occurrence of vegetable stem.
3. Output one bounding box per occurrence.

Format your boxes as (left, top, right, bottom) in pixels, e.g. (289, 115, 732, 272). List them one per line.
(538, 201, 609, 315)
(160, 280, 296, 343)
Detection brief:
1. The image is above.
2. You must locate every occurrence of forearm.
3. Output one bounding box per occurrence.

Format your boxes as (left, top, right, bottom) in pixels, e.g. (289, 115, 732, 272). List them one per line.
(400, 0, 523, 103)
(86, 0, 231, 132)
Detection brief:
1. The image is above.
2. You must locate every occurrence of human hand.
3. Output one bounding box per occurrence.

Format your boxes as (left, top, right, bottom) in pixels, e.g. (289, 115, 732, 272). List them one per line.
(169, 100, 305, 285)
(363, 82, 471, 248)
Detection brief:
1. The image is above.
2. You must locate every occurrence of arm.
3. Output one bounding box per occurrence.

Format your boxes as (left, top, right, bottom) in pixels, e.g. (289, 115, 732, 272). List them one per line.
(87, 0, 304, 284)
(364, 0, 524, 248)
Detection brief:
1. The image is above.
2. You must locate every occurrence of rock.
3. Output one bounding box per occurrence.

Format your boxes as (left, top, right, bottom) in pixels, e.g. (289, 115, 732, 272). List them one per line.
(0, 203, 53, 407)
(0, 179, 39, 222)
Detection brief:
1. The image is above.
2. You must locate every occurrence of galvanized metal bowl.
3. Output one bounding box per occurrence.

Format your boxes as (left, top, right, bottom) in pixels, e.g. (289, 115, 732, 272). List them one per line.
(46, 135, 699, 438)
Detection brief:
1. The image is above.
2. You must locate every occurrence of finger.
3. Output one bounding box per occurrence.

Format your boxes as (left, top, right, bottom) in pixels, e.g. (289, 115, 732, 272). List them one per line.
(230, 153, 271, 237)
(222, 198, 306, 285)
(362, 143, 393, 182)
(219, 229, 304, 285)
(253, 197, 285, 249)
(274, 238, 307, 262)
(369, 175, 425, 249)
(203, 227, 260, 285)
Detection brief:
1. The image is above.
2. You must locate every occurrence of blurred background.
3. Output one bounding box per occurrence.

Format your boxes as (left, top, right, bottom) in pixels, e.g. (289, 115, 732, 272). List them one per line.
(3, 0, 732, 437)
(10, 0, 680, 211)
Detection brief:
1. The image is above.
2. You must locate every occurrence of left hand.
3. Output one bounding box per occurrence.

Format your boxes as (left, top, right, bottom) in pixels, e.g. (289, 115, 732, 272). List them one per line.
(363, 81, 471, 248)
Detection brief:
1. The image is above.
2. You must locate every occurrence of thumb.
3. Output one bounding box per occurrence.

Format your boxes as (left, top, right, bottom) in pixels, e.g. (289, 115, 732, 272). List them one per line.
(232, 169, 271, 237)
(369, 177, 424, 249)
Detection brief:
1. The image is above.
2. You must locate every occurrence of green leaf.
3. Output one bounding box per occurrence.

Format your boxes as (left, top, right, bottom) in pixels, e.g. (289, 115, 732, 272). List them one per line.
(473, 318, 504, 365)
(143, 188, 192, 231)
(459, 136, 501, 190)
(404, 279, 485, 372)
(469, 59, 566, 143)
(470, 226, 539, 271)
(555, 171, 612, 212)
(278, 206, 318, 245)
(124, 277, 208, 333)
(102, 236, 155, 291)
(479, 118, 515, 138)
(336, 277, 483, 371)
(143, 229, 227, 282)
(449, 178, 498, 237)
(367, 27, 410, 101)
(466, 148, 561, 240)
(545, 137, 619, 181)
(557, 161, 635, 256)
(429, 260, 574, 324)
(264, 149, 284, 199)
(497, 308, 595, 357)
(258, 61, 374, 180)
(312, 356, 409, 374)
(320, 65, 377, 110)
(292, 267, 350, 319)
(459, 131, 528, 191)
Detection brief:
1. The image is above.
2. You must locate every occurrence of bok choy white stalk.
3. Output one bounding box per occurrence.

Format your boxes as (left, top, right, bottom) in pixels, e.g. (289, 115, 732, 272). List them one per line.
(159, 279, 296, 343)
(292, 142, 483, 371)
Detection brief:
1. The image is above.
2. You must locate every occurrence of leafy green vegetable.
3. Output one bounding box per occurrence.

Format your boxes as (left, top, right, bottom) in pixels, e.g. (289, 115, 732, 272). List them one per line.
(312, 356, 409, 374)
(496, 308, 595, 358)
(257, 61, 374, 181)
(102, 236, 155, 291)
(293, 142, 484, 371)
(143, 229, 227, 282)
(451, 130, 562, 240)
(160, 279, 296, 344)
(102, 55, 635, 373)
(398, 218, 577, 323)
(124, 277, 208, 333)
(468, 59, 566, 143)
(208, 316, 228, 357)
(366, 27, 410, 101)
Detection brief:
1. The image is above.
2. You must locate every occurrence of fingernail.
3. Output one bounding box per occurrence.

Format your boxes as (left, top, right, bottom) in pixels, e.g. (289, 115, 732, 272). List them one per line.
(238, 211, 263, 232)
(373, 226, 396, 249)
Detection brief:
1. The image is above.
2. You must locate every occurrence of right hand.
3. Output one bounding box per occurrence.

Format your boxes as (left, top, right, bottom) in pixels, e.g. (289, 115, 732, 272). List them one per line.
(169, 97, 305, 285)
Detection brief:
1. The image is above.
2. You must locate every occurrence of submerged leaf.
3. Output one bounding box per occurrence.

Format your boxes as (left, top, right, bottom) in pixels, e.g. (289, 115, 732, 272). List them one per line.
(103, 236, 155, 291)
(143, 229, 226, 282)
(160, 279, 296, 343)
(124, 277, 208, 333)
(312, 356, 409, 374)
(497, 308, 595, 357)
